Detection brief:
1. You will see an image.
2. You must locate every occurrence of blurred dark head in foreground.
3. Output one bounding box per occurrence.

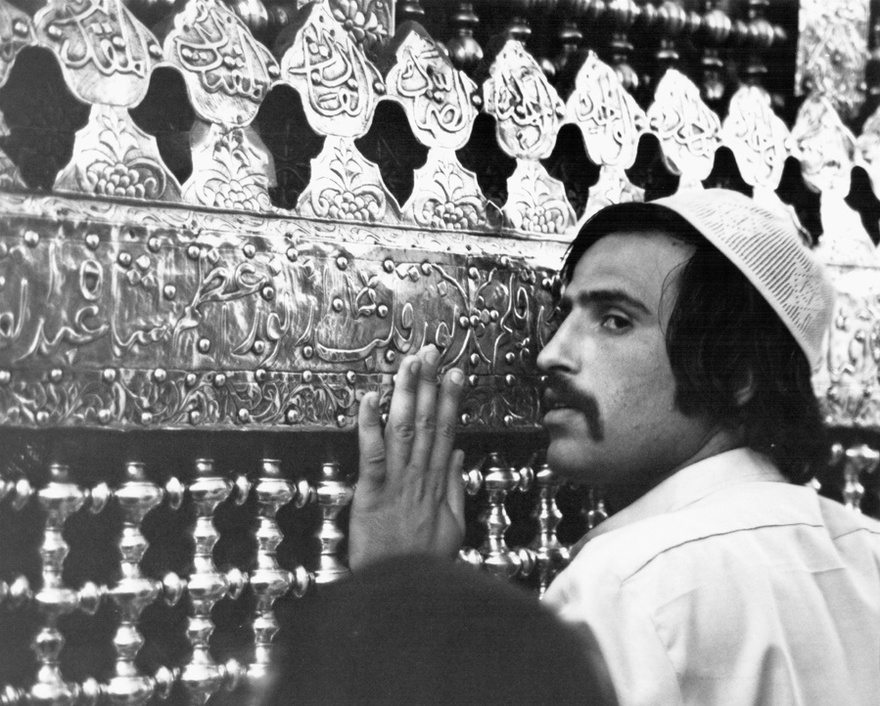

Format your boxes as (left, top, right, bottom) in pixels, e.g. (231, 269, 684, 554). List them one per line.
(261, 555, 618, 706)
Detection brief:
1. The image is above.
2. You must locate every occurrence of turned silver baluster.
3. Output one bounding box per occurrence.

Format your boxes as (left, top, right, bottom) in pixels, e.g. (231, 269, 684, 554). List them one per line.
(103, 461, 182, 706)
(585, 488, 608, 531)
(843, 444, 880, 513)
(0, 575, 31, 609)
(247, 459, 313, 689)
(526, 454, 570, 597)
(475, 452, 534, 581)
(314, 460, 354, 584)
(179, 459, 248, 705)
(29, 463, 103, 706)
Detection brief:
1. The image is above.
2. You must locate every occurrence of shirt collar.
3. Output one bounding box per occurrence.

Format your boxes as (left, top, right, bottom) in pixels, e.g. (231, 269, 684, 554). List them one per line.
(571, 447, 786, 556)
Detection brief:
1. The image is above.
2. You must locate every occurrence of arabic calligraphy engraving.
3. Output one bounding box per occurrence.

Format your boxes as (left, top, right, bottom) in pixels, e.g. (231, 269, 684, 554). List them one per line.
(566, 51, 646, 169)
(279, 1, 382, 138)
(385, 27, 478, 150)
(160, 0, 279, 125)
(722, 85, 789, 191)
(34, 0, 162, 106)
(647, 69, 721, 187)
(483, 39, 565, 160)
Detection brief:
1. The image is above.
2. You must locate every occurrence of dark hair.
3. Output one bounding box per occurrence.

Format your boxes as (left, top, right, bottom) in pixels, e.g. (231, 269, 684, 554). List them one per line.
(561, 204, 826, 483)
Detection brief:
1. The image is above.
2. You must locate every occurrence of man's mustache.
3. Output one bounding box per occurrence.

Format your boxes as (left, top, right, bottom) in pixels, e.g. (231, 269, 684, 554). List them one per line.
(542, 373, 605, 442)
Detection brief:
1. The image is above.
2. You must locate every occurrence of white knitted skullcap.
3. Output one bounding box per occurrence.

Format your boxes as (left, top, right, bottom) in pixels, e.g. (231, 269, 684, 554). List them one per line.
(579, 189, 835, 370)
(651, 189, 835, 370)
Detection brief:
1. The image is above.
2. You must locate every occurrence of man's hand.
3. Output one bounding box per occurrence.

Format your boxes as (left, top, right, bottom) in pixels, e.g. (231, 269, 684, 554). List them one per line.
(349, 345, 466, 571)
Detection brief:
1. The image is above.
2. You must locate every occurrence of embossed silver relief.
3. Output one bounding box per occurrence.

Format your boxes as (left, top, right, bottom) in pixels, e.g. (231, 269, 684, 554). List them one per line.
(566, 50, 646, 220)
(504, 160, 575, 237)
(0, 207, 555, 430)
(158, 0, 279, 126)
(383, 25, 495, 231)
(796, 0, 870, 122)
(298, 0, 393, 52)
(790, 94, 874, 270)
(156, 0, 280, 211)
(815, 266, 880, 430)
(183, 120, 275, 212)
(647, 69, 721, 190)
(34, 0, 162, 107)
(722, 85, 789, 195)
(483, 39, 574, 237)
(31, 0, 180, 203)
(279, 1, 397, 223)
(0, 0, 33, 188)
(54, 104, 183, 201)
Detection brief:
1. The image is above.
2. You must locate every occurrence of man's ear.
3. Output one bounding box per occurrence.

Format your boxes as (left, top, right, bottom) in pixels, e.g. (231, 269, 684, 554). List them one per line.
(734, 369, 756, 407)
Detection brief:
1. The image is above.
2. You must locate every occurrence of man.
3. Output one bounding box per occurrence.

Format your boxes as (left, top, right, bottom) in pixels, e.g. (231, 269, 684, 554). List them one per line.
(349, 189, 880, 705)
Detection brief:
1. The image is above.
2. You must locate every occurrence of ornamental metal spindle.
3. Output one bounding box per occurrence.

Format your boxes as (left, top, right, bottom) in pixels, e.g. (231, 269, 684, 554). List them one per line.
(314, 460, 354, 584)
(103, 461, 182, 706)
(585, 488, 608, 531)
(446, 2, 483, 74)
(475, 452, 534, 581)
(526, 454, 570, 597)
(247, 459, 313, 689)
(28, 463, 103, 706)
(843, 444, 880, 513)
(699, 2, 732, 105)
(179, 459, 248, 705)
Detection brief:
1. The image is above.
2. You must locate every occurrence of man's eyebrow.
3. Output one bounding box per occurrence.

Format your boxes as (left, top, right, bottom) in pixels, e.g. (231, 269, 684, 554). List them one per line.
(563, 288, 652, 316)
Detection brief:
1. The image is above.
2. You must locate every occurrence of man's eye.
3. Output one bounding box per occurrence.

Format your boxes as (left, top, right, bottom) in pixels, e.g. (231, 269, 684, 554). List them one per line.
(600, 314, 631, 331)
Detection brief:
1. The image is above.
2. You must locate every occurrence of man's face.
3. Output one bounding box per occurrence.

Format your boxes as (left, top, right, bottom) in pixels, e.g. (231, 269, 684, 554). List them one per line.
(537, 230, 719, 497)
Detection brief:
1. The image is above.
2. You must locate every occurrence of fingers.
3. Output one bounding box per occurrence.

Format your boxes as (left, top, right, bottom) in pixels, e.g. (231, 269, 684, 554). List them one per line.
(357, 391, 386, 490)
(424, 366, 465, 496)
(408, 346, 444, 475)
(384, 354, 422, 476)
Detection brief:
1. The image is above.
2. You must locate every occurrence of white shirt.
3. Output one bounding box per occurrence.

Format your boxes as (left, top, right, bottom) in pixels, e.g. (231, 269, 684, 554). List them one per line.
(544, 448, 880, 706)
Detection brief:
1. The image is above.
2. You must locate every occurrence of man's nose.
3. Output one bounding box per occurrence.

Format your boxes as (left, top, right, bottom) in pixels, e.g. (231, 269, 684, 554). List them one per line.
(537, 327, 571, 374)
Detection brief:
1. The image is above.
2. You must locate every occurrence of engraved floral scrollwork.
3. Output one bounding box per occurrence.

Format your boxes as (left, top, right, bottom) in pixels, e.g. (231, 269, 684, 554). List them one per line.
(647, 69, 722, 189)
(183, 120, 275, 212)
(722, 85, 790, 192)
(278, 1, 383, 138)
(329, 0, 392, 53)
(404, 149, 495, 231)
(504, 161, 576, 237)
(565, 50, 646, 219)
(299, 135, 398, 223)
(55, 104, 182, 202)
(34, 0, 163, 107)
(483, 39, 566, 160)
(795, 0, 870, 122)
(385, 25, 479, 150)
(157, 0, 280, 126)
